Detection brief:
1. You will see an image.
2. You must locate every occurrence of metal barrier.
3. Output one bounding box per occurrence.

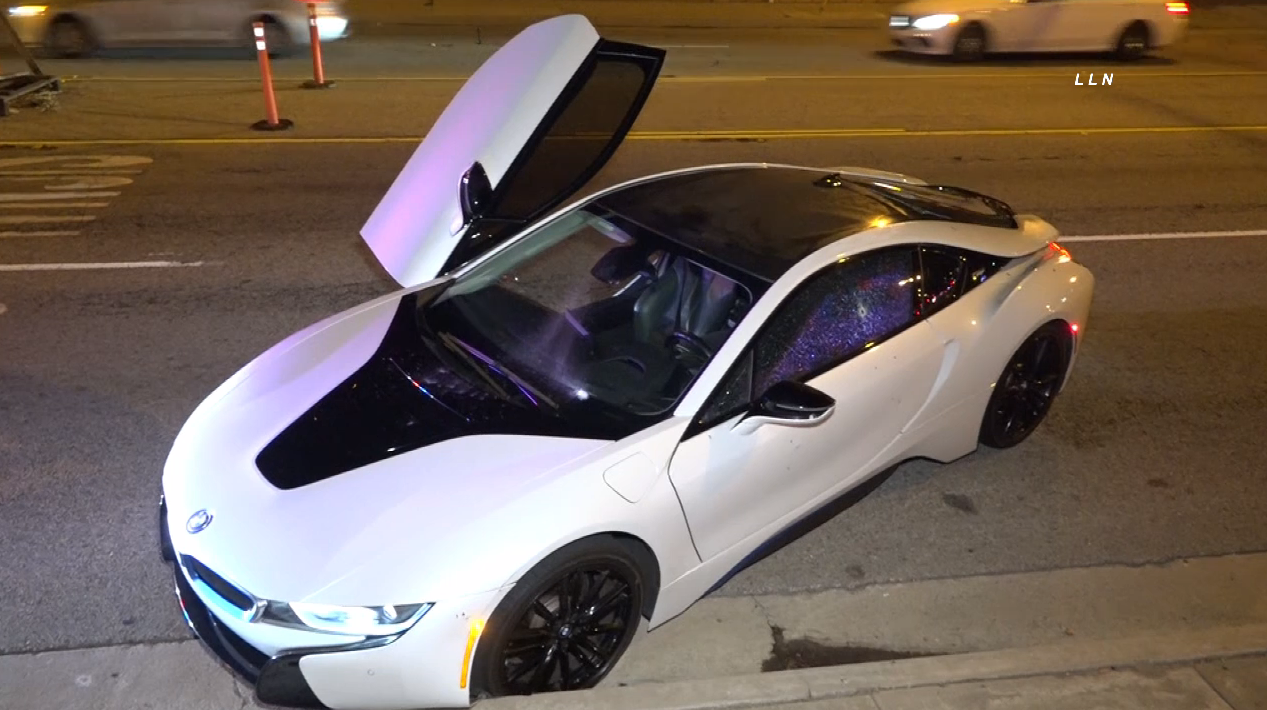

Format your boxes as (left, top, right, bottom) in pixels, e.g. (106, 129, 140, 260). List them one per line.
(0, 13, 60, 117)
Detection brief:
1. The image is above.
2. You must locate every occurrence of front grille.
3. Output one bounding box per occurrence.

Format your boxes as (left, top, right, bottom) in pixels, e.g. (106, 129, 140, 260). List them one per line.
(182, 555, 255, 611)
(889, 15, 911, 27)
(174, 567, 267, 682)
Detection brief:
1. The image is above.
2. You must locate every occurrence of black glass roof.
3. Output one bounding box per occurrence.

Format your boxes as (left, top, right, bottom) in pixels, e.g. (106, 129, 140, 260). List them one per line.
(595, 166, 1016, 282)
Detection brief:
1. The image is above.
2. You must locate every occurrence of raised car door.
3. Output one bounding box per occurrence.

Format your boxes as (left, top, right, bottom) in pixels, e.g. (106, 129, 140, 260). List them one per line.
(666, 247, 946, 561)
(360, 14, 665, 288)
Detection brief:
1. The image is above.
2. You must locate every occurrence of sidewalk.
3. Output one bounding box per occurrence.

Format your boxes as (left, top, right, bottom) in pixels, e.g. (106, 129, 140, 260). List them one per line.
(480, 628, 1267, 710)
(4, 554, 1267, 710)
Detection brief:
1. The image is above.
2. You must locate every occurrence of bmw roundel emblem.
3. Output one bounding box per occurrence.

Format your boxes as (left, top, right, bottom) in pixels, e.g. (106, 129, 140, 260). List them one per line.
(186, 509, 213, 534)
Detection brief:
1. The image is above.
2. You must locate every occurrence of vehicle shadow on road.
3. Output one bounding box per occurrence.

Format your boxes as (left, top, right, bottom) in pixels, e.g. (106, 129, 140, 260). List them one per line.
(872, 49, 1178, 68)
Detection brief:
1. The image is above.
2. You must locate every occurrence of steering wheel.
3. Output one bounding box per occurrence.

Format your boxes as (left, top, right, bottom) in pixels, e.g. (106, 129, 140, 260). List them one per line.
(668, 330, 714, 363)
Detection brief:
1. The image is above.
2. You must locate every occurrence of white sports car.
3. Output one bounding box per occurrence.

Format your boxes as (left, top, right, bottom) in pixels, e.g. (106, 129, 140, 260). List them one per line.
(159, 14, 1095, 710)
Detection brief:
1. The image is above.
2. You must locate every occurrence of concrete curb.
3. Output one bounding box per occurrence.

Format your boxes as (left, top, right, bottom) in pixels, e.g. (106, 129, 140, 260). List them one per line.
(481, 624, 1267, 710)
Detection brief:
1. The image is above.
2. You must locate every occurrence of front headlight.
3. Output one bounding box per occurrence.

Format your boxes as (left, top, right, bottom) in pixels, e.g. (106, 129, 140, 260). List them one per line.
(276, 601, 433, 636)
(912, 13, 960, 30)
(8, 5, 48, 16)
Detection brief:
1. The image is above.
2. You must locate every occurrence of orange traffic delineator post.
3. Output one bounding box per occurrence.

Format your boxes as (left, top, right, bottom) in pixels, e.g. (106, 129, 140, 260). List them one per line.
(301, 3, 334, 89)
(251, 22, 293, 131)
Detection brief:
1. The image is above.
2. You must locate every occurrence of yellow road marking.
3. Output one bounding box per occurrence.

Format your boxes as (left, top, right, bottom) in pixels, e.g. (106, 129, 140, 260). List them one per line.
(3, 124, 1266, 147)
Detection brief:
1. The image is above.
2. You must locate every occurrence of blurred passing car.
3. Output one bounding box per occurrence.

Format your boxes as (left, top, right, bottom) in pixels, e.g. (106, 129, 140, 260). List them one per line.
(888, 0, 1189, 61)
(5, 0, 348, 57)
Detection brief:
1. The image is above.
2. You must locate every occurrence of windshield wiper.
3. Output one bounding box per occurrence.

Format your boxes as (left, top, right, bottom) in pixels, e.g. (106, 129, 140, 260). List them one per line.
(437, 332, 558, 410)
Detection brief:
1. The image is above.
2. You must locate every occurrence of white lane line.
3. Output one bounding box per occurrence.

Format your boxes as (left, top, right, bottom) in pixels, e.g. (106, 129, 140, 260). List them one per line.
(0, 191, 121, 202)
(0, 202, 109, 209)
(0, 215, 96, 224)
(0, 170, 143, 176)
(1063, 229, 1267, 242)
(0, 230, 81, 237)
(0, 155, 152, 169)
(0, 260, 207, 271)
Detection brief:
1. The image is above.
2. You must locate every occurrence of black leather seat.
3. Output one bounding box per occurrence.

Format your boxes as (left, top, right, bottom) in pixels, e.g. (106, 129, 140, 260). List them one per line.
(631, 255, 741, 350)
(583, 255, 746, 412)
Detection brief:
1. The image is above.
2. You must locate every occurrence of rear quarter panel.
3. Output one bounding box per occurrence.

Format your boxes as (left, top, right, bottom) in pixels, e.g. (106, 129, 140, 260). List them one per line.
(901, 248, 1094, 458)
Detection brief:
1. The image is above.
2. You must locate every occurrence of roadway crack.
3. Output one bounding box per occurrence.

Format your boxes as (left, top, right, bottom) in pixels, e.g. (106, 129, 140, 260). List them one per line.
(229, 678, 251, 710)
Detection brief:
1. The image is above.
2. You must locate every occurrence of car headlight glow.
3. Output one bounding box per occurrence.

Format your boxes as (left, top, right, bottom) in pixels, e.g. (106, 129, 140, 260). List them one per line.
(8, 5, 48, 16)
(286, 601, 433, 636)
(912, 13, 960, 30)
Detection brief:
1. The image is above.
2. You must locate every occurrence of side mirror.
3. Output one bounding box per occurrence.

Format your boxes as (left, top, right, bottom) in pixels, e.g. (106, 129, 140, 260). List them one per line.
(459, 161, 493, 226)
(733, 380, 835, 435)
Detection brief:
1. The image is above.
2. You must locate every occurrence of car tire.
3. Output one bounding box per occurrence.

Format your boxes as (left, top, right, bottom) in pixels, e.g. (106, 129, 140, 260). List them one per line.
(951, 23, 988, 62)
(44, 16, 96, 58)
(469, 535, 650, 698)
(1113, 21, 1149, 61)
(978, 321, 1072, 449)
(245, 17, 293, 58)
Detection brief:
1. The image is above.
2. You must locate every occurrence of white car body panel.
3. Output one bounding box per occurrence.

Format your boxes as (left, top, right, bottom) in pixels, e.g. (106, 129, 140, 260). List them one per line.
(667, 320, 946, 560)
(888, 0, 1188, 55)
(360, 14, 600, 288)
(10, 0, 348, 48)
(160, 15, 1097, 710)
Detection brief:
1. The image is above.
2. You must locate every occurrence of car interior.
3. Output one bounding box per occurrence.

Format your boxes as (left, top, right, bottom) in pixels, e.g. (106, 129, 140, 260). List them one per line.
(575, 246, 753, 413)
(427, 227, 754, 417)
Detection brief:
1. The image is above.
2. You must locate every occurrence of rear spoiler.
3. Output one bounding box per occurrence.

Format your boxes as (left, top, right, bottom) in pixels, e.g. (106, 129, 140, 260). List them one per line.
(924, 184, 1017, 218)
(823, 165, 928, 186)
(1015, 214, 1059, 244)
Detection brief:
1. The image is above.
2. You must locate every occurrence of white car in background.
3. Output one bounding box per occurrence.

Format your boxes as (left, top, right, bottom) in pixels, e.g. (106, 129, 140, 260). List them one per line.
(888, 0, 1189, 61)
(4, 0, 348, 57)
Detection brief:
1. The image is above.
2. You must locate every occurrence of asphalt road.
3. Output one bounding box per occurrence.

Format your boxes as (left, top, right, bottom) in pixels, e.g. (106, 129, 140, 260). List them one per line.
(1, 30, 1266, 658)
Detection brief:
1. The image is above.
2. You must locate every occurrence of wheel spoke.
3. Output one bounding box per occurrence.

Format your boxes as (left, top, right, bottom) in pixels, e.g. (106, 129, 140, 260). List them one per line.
(589, 584, 631, 620)
(559, 647, 573, 691)
(580, 570, 610, 611)
(531, 600, 557, 625)
(504, 636, 551, 658)
(1029, 336, 1050, 371)
(528, 644, 558, 691)
(572, 637, 606, 669)
(506, 647, 547, 684)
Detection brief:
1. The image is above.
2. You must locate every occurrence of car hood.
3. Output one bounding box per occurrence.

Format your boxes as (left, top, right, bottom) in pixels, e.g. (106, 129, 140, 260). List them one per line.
(162, 288, 612, 604)
(892, 0, 1011, 16)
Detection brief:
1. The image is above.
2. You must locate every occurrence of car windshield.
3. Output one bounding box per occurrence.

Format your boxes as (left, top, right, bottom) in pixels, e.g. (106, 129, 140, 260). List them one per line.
(417, 206, 754, 418)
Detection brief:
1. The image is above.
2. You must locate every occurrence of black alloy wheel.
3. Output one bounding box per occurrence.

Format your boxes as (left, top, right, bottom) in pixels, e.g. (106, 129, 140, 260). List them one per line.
(45, 17, 95, 58)
(951, 23, 987, 62)
(472, 537, 647, 698)
(1114, 22, 1149, 61)
(979, 322, 1071, 449)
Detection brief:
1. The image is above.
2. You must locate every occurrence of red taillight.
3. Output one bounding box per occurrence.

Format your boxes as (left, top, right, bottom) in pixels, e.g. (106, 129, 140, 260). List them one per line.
(1048, 241, 1072, 263)
(1166, 2, 1188, 14)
